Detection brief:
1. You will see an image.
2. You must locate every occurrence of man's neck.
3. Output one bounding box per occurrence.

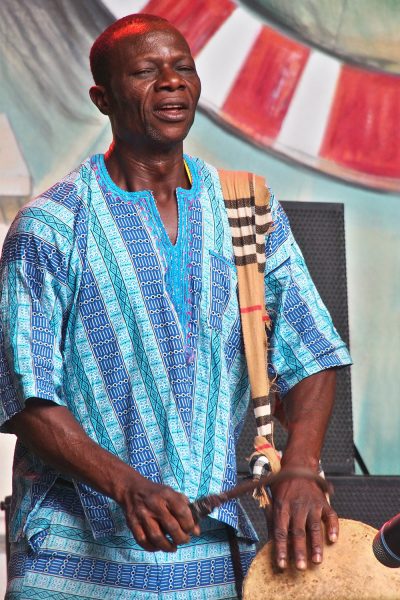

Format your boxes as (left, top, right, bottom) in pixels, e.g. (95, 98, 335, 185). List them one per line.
(104, 139, 190, 199)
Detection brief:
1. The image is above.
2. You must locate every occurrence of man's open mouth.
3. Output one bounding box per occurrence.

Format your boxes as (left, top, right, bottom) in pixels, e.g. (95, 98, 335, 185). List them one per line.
(153, 102, 189, 121)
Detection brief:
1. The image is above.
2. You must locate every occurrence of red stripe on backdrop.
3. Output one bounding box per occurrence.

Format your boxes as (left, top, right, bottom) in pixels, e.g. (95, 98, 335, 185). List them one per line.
(222, 27, 310, 142)
(141, 0, 235, 56)
(320, 66, 400, 178)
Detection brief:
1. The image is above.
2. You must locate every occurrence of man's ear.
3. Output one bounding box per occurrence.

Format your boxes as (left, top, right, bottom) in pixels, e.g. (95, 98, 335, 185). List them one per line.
(89, 85, 112, 116)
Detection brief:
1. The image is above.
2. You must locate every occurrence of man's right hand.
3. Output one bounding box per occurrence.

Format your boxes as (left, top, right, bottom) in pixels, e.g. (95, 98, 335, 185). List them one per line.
(120, 478, 200, 552)
(8, 400, 199, 552)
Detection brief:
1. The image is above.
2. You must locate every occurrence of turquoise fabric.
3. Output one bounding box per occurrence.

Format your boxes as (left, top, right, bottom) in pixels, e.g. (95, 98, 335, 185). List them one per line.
(6, 483, 254, 599)
(0, 154, 351, 554)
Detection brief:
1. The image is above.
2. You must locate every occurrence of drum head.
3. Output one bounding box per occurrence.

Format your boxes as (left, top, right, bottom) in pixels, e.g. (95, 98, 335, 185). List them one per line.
(243, 518, 400, 600)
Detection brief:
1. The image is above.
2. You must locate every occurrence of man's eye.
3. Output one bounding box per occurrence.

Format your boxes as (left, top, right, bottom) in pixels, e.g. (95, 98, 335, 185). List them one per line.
(177, 65, 195, 73)
(132, 69, 154, 76)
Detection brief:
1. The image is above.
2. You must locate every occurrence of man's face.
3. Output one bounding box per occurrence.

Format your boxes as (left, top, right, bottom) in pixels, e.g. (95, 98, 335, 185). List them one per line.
(102, 26, 201, 148)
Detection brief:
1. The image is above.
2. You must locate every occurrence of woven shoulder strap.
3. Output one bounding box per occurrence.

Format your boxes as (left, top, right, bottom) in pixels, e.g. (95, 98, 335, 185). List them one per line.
(218, 169, 281, 505)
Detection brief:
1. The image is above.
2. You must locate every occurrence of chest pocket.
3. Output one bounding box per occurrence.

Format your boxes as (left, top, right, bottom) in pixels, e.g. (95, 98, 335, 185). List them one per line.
(208, 251, 237, 332)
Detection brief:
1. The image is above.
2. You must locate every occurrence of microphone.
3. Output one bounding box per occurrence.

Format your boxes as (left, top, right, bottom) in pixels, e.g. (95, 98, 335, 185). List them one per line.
(373, 513, 400, 567)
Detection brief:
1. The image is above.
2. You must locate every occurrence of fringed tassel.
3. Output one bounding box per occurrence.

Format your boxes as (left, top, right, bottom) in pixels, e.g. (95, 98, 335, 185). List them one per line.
(252, 481, 272, 509)
(249, 435, 281, 508)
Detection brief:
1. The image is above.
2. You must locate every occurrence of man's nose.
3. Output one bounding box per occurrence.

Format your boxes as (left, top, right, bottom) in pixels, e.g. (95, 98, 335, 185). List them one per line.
(156, 66, 186, 90)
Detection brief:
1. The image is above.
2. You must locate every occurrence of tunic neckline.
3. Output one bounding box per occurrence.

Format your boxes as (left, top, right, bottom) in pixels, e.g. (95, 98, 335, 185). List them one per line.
(92, 153, 199, 251)
(91, 152, 200, 336)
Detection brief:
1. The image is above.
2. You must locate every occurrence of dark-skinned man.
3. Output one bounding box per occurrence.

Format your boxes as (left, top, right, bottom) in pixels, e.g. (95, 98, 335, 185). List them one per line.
(0, 14, 351, 600)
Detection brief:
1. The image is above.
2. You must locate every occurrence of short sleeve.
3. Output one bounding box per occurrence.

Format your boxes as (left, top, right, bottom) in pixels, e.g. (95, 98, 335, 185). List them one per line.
(265, 193, 352, 396)
(0, 211, 74, 429)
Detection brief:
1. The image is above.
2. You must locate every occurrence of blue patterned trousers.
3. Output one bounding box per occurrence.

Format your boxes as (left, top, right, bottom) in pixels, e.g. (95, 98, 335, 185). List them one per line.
(6, 487, 256, 599)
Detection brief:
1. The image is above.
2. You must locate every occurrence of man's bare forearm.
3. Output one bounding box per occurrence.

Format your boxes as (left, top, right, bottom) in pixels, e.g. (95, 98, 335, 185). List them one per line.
(7, 398, 200, 551)
(280, 369, 336, 470)
(271, 369, 338, 570)
(7, 398, 140, 504)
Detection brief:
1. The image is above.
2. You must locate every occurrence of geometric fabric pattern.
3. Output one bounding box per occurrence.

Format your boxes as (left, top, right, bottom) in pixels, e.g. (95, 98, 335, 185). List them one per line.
(6, 485, 255, 599)
(0, 154, 351, 585)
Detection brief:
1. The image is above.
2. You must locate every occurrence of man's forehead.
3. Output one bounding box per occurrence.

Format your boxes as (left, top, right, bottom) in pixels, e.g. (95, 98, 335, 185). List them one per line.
(111, 22, 190, 54)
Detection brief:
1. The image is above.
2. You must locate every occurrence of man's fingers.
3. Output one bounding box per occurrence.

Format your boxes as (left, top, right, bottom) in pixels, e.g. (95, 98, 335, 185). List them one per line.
(289, 513, 308, 571)
(322, 504, 339, 543)
(307, 511, 323, 564)
(274, 500, 314, 571)
(167, 494, 199, 537)
(142, 516, 178, 553)
(123, 484, 201, 551)
(273, 507, 290, 569)
(272, 479, 338, 570)
(159, 511, 191, 547)
(128, 517, 159, 552)
(127, 505, 189, 551)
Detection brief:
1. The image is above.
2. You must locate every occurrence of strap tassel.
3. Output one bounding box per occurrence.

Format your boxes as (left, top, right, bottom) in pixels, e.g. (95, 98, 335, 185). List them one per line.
(249, 435, 281, 508)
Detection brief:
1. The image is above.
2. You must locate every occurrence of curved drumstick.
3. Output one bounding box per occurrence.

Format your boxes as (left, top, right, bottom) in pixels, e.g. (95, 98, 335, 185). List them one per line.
(189, 468, 333, 523)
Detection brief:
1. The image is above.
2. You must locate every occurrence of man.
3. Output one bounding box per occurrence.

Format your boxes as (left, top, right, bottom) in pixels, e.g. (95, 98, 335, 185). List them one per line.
(0, 14, 351, 599)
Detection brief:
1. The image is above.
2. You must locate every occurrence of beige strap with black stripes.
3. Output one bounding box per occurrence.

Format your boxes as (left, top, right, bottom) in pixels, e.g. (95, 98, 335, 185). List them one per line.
(218, 169, 281, 505)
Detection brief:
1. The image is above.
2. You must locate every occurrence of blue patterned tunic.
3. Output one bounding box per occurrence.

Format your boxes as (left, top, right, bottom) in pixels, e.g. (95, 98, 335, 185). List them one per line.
(0, 154, 351, 598)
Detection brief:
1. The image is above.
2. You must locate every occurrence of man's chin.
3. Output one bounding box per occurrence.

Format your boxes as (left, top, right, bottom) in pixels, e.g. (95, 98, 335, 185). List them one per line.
(148, 124, 193, 148)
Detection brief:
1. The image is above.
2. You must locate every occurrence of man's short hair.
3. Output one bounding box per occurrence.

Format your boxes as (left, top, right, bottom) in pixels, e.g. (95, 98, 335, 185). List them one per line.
(90, 13, 170, 86)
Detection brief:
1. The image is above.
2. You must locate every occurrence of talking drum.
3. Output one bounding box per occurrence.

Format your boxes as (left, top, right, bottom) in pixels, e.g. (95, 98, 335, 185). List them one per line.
(243, 518, 400, 600)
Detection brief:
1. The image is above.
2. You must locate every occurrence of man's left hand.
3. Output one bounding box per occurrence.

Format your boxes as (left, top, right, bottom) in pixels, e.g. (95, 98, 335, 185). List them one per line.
(271, 471, 339, 570)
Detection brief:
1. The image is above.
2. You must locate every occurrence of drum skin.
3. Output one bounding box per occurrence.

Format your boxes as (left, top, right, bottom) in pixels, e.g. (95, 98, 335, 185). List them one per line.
(243, 518, 400, 600)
